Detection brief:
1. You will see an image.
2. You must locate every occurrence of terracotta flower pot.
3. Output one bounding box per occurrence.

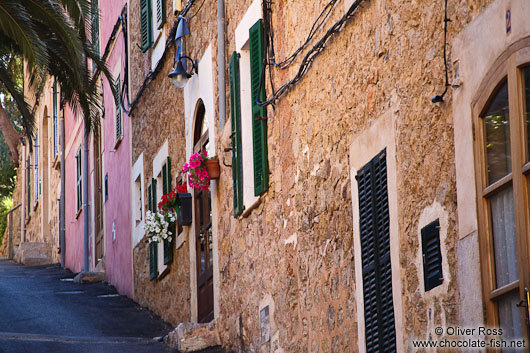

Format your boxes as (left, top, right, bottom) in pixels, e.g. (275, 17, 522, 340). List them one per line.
(205, 158, 220, 180)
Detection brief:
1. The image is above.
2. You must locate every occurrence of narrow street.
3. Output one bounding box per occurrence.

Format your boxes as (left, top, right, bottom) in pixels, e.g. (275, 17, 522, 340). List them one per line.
(0, 259, 174, 353)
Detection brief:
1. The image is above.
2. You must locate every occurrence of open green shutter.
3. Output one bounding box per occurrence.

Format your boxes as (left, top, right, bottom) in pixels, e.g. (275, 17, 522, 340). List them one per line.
(149, 241, 157, 280)
(147, 184, 152, 212)
(155, 0, 166, 29)
(249, 19, 268, 196)
(140, 0, 152, 52)
(163, 156, 173, 264)
(151, 178, 157, 211)
(162, 163, 168, 195)
(229, 51, 244, 216)
(166, 157, 172, 192)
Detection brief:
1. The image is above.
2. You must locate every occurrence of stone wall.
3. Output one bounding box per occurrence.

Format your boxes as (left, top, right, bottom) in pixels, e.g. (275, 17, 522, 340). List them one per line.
(128, 0, 214, 326)
(213, 0, 494, 352)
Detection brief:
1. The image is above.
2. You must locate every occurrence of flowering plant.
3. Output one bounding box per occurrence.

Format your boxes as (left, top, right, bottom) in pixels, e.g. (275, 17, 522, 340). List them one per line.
(182, 150, 211, 190)
(144, 210, 177, 243)
(158, 188, 178, 212)
(176, 182, 188, 193)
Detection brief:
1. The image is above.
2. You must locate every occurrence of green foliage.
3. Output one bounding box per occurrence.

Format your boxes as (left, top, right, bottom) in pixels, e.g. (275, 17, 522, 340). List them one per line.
(0, 197, 13, 246)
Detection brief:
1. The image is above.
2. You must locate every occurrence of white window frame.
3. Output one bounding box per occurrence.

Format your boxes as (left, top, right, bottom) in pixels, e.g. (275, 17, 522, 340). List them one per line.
(234, 0, 262, 213)
(152, 140, 169, 276)
(150, 0, 166, 71)
(131, 154, 145, 247)
(76, 146, 83, 213)
(349, 111, 404, 353)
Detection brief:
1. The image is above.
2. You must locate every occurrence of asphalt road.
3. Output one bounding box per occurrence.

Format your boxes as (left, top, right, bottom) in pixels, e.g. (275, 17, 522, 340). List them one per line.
(0, 259, 174, 353)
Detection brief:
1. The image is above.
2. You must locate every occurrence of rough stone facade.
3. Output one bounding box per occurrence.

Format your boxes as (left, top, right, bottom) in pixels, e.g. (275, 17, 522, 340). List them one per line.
(215, 0, 493, 352)
(10, 77, 62, 264)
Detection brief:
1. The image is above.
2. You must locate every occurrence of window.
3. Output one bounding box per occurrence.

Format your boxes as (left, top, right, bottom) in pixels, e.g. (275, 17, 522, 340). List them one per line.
(91, 0, 100, 70)
(140, 0, 166, 54)
(230, 6, 269, 217)
(474, 56, 530, 341)
(34, 131, 39, 202)
(357, 149, 396, 352)
(52, 80, 59, 158)
(104, 174, 108, 202)
(76, 147, 82, 212)
(421, 219, 443, 292)
(115, 75, 123, 141)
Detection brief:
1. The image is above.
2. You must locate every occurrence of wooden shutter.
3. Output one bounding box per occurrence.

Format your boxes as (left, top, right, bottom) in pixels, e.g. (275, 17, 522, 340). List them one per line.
(162, 163, 168, 195)
(163, 157, 173, 264)
(229, 51, 244, 217)
(421, 219, 443, 291)
(356, 149, 396, 353)
(151, 178, 157, 211)
(147, 184, 152, 212)
(249, 19, 268, 196)
(140, 0, 152, 52)
(155, 0, 166, 29)
(149, 241, 158, 280)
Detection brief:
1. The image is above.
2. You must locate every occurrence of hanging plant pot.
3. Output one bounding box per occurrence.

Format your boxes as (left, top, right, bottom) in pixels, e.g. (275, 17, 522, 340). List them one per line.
(177, 192, 192, 226)
(205, 158, 220, 180)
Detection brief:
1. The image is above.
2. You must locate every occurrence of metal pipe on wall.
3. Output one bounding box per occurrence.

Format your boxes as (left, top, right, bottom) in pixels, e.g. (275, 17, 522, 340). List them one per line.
(59, 113, 66, 267)
(217, 0, 226, 131)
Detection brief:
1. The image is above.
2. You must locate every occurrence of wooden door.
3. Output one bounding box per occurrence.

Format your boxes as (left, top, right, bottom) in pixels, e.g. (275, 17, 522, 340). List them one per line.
(193, 101, 214, 323)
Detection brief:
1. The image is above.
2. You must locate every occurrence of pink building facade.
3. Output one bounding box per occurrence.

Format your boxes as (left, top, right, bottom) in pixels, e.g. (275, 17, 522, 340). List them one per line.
(100, 0, 133, 297)
(64, 0, 132, 297)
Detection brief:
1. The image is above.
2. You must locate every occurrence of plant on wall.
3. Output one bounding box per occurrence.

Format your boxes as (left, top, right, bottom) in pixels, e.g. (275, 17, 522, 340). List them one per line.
(182, 150, 211, 190)
(144, 210, 176, 244)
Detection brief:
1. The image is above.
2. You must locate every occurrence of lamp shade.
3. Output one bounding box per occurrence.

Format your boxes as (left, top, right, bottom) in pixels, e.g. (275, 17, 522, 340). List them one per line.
(175, 18, 190, 41)
(168, 59, 191, 88)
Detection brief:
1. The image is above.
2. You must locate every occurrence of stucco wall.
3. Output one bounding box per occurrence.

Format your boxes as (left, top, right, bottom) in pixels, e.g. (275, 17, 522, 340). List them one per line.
(100, 0, 134, 298)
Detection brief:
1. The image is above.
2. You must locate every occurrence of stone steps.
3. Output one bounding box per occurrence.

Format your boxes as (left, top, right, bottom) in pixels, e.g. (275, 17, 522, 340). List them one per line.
(14, 242, 54, 265)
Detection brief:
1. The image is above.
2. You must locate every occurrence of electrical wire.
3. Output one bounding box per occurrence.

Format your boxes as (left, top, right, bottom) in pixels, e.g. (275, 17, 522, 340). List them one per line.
(270, 0, 339, 69)
(188, 0, 206, 20)
(431, 0, 451, 103)
(258, 0, 365, 107)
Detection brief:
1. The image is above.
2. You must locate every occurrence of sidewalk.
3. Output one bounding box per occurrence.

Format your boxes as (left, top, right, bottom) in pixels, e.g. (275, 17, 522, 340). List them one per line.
(0, 259, 174, 353)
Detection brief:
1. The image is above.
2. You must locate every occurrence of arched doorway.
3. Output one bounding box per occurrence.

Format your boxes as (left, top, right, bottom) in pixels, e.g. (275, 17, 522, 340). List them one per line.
(193, 99, 214, 323)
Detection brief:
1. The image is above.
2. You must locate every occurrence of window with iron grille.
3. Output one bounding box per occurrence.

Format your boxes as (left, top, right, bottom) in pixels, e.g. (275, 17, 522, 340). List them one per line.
(356, 149, 396, 353)
(76, 147, 82, 212)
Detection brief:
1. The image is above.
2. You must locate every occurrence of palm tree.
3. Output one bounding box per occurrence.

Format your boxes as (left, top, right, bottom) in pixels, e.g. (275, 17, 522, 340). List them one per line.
(0, 0, 116, 163)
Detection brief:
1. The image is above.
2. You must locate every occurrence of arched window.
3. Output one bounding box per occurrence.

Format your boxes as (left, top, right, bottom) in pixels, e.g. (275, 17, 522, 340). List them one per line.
(474, 53, 530, 340)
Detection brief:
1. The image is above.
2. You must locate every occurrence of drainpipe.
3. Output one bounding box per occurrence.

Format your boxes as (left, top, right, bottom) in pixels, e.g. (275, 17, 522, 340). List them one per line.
(59, 112, 66, 267)
(217, 0, 226, 131)
(83, 129, 89, 272)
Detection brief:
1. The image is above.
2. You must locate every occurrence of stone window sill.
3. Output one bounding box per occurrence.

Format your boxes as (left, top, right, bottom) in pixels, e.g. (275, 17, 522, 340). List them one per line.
(239, 194, 264, 219)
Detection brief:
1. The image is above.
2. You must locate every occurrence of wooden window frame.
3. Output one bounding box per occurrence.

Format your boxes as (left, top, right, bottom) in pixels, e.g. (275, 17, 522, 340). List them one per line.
(472, 42, 530, 340)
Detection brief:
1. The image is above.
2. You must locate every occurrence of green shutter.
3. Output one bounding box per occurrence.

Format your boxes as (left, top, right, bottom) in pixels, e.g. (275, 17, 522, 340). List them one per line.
(249, 19, 268, 196)
(149, 241, 158, 280)
(155, 0, 166, 29)
(147, 184, 152, 212)
(229, 51, 244, 216)
(166, 156, 171, 192)
(140, 0, 153, 52)
(151, 178, 157, 211)
(162, 163, 168, 195)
